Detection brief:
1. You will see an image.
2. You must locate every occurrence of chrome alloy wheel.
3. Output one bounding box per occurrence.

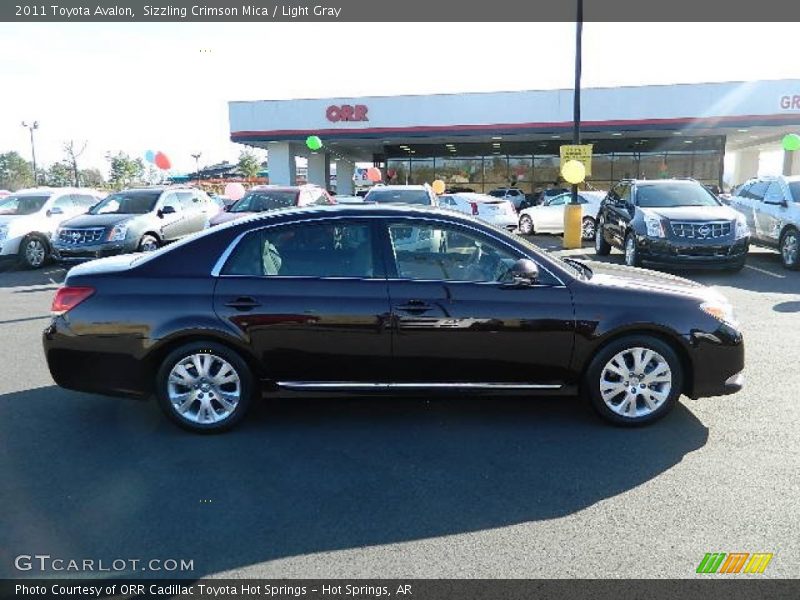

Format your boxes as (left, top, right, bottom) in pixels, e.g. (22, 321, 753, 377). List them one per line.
(624, 235, 636, 266)
(519, 215, 533, 235)
(582, 218, 596, 240)
(25, 238, 46, 267)
(782, 230, 798, 266)
(140, 238, 159, 252)
(167, 353, 241, 424)
(599, 347, 672, 419)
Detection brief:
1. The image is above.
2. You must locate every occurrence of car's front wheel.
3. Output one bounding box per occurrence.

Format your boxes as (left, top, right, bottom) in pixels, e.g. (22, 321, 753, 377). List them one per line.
(519, 214, 534, 235)
(138, 234, 160, 253)
(581, 217, 596, 241)
(155, 342, 254, 433)
(780, 227, 800, 270)
(19, 234, 49, 269)
(585, 335, 683, 426)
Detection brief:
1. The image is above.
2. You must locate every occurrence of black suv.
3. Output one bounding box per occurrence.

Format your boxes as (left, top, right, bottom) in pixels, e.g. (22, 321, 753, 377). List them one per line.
(53, 187, 216, 264)
(595, 179, 750, 271)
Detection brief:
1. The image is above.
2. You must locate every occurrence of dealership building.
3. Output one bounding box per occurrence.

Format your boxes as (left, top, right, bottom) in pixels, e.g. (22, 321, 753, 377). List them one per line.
(229, 79, 800, 194)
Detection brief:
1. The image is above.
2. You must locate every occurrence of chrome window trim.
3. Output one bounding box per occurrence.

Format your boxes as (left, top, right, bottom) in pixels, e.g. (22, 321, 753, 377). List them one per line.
(276, 382, 562, 391)
(210, 213, 567, 286)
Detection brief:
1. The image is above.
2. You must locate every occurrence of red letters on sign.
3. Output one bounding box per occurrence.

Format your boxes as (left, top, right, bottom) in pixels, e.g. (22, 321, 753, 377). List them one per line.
(326, 104, 369, 122)
(780, 95, 800, 110)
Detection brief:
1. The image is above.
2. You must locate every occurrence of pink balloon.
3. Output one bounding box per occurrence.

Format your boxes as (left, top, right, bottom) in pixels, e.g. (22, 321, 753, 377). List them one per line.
(224, 182, 246, 201)
(366, 167, 382, 182)
(154, 151, 171, 170)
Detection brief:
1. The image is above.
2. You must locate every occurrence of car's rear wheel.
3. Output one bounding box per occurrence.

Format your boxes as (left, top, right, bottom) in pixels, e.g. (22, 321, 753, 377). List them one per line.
(779, 227, 800, 270)
(519, 214, 534, 235)
(581, 217, 596, 241)
(585, 335, 683, 426)
(19, 234, 48, 269)
(595, 219, 611, 255)
(155, 342, 254, 433)
(138, 234, 160, 253)
(624, 232, 641, 267)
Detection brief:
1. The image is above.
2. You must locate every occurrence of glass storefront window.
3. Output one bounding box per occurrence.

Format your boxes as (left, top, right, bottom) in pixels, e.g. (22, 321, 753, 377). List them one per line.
(409, 158, 434, 185)
(533, 155, 560, 189)
(508, 156, 533, 193)
(386, 159, 410, 185)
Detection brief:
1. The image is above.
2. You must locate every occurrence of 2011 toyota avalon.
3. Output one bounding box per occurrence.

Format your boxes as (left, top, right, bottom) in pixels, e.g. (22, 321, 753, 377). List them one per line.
(43, 205, 744, 433)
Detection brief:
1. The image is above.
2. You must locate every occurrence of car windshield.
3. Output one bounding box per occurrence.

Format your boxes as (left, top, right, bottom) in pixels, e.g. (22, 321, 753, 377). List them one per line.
(636, 183, 720, 208)
(90, 191, 160, 215)
(0, 195, 50, 215)
(788, 182, 800, 202)
(365, 189, 432, 205)
(230, 191, 297, 213)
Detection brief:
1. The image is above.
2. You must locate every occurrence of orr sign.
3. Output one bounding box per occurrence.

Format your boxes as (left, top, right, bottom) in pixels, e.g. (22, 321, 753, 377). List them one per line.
(326, 104, 369, 122)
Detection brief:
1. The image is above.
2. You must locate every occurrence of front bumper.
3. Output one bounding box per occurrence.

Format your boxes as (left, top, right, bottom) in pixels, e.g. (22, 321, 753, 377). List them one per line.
(52, 241, 136, 263)
(637, 235, 749, 269)
(684, 323, 745, 398)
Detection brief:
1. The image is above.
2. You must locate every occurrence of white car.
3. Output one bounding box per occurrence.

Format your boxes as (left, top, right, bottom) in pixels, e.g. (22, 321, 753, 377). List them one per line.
(729, 174, 800, 269)
(0, 187, 104, 269)
(488, 187, 527, 209)
(517, 190, 605, 240)
(438, 192, 517, 230)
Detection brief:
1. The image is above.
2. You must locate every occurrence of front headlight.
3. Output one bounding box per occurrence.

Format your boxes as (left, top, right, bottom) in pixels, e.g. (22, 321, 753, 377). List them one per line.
(700, 300, 737, 327)
(108, 223, 129, 242)
(734, 215, 750, 239)
(643, 213, 665, 238)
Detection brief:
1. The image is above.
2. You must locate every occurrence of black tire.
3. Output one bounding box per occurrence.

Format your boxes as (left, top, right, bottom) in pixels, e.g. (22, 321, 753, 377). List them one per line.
(518, 214, 534, 236)
(155, 341, 254, 433)
(584, 334, 683, 426)
(138, 234, 160, 253)
(594, 219, 611, 255)
(779, 227, 800, 270)
(624, 232, 641, 267)
(581, 217, 597, 241)
(18, 234, 49, 269)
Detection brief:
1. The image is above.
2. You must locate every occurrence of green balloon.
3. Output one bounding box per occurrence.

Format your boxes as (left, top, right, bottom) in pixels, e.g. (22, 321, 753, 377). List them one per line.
(306, 135, 323, 151)
(782, 134, 800, 152)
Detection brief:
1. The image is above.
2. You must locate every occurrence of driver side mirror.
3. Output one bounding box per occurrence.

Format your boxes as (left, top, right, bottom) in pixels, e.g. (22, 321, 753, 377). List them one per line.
(158, 205, 176, 218)
(47, 206, 64, 217)
(508, 258, 539, 286)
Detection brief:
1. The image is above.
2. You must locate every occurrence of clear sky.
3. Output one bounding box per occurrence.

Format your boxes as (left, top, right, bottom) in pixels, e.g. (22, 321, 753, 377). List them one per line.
(1, 22, 798, 175)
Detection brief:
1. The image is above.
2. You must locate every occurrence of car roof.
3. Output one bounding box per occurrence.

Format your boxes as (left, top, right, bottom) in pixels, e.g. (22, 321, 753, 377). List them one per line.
(249, 184, 319, 192)
(447, 192, 505, 201)
(366, 185, 428, 190)
(9, 187, 89, 196)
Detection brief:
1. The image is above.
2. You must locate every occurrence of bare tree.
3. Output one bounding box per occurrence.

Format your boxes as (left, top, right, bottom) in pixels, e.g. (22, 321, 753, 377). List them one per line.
(63, 140, 87, 187)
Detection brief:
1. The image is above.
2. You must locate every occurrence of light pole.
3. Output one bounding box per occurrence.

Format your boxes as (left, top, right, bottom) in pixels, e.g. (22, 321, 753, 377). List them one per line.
(22, 121, 39, 185)
(562, 0, 584, 249)
(191, 153, 202, 186)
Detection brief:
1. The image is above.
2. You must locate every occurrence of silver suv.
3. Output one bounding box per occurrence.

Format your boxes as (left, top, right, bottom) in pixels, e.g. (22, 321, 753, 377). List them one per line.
(729, 175, 800, 269)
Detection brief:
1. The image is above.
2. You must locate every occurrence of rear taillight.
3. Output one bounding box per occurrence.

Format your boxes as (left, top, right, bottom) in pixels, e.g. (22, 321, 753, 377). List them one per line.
(469, 201, 479, 215)
(52, 286, 95, 314)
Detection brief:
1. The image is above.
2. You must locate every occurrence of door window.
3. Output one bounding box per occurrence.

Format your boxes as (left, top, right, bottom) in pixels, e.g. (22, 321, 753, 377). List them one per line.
(51, 196, 75, 213)
(387, 222, 519, 283)
(71, 194, 100, 210)
(160, 193, 181, 212)
(547, 194, 569, 206)
(176, 192, 198, 210)
(746, 181, 769, 201)
(222, 221, 376, 278)
(763, 183, 787, 204)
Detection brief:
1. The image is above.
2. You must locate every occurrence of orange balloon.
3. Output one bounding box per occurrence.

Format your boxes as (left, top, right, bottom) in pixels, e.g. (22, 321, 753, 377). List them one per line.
(366, 167, 382, 182)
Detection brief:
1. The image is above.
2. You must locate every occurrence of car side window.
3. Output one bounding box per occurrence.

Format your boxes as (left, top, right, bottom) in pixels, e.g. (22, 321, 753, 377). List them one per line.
(763, 183, 786, 204)
(387, 222, 519, 284)
(222, 221, 376, 278)
(619, 184, 632, 205)
(160, 192, 181, 212)
(52, 195, 75, 212)
(747, 181, 769, 202)
(176, 192, 197, 210)
(547, 195, 568, 206)
(312, 189, 330, 205)
(72, 194, 99, 210)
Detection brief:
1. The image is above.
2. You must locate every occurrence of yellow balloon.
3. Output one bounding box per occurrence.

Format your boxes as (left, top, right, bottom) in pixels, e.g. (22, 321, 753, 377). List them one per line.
(432, 179, 446, 195)
(561, 160, 586, 184)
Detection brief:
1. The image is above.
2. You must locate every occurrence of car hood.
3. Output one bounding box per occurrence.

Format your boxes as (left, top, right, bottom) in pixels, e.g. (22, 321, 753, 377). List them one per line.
(60, 213, 141, 228)
(210, 211, 254, 225)
(582, 260, 726, 302)
(642, 205, 738, 221)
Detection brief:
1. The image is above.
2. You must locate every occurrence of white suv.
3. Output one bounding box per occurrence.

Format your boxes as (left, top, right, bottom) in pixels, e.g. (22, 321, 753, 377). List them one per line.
(729, 175, 800, 269)
(0, 187, 104, 269)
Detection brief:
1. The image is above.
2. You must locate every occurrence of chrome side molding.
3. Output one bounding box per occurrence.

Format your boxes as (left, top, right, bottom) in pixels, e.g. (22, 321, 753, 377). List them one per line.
(276, 381, 562, 391)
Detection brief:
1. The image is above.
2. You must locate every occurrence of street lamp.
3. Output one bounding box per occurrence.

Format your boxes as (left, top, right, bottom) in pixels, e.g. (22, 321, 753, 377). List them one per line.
(191, 153, 202, 186)
(21, 121, 39, 185)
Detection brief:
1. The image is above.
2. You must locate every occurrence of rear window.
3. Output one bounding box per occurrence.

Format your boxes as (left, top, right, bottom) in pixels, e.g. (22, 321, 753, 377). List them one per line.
(364, 189, 432, 205)
(0, 194, 49, 215)
(230, 191, 298, 213)
(488, 190, 506, 198)
(636, 183, 720, 208)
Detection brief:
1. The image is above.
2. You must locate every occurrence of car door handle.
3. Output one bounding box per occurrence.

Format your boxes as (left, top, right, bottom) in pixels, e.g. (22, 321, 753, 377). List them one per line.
(224, 297, 261, 311)
(395, 301, 433, 313)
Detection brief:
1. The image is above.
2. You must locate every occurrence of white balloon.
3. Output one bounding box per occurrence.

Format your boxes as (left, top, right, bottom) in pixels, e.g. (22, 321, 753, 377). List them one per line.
(224, 182, 246, 201)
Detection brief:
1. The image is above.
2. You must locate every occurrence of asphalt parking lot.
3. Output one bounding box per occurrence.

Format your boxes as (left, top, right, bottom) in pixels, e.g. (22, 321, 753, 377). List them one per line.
(1, 237, 798, 579)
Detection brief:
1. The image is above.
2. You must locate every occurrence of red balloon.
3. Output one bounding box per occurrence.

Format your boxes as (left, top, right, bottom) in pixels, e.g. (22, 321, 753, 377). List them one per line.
(154, 152, 171, 170)
(366, 167, 382, 182)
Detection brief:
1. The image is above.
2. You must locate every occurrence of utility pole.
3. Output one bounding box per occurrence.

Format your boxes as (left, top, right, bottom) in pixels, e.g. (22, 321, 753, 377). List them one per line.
(571, 0, 583, 206)
(22, 121, 39, 185)
(191, 153, 202, 186)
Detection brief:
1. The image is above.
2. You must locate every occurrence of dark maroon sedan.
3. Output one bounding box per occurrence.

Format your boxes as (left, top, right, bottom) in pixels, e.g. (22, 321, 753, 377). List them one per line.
(210, 184, 334, 226)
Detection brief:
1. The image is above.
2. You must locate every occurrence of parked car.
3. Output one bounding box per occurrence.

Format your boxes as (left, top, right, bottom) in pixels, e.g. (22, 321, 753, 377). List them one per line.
(0, 187, 104, 269)
(728, 175, 800, 269)
(518, 191, 605, 240)
(52, 186, 212, 265)
(488, 187, 527, 209)
(330, 194, 363, 204)
(210, 184, 334, 227)
(438, 192, 517, 230)
(595, 179, 750, 271)
(44, 204, 744, 433)
(363, 184, 438, 206)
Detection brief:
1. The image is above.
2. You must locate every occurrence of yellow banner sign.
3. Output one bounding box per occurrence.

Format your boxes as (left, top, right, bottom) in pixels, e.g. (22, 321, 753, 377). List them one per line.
(560, 144, 593, 176)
